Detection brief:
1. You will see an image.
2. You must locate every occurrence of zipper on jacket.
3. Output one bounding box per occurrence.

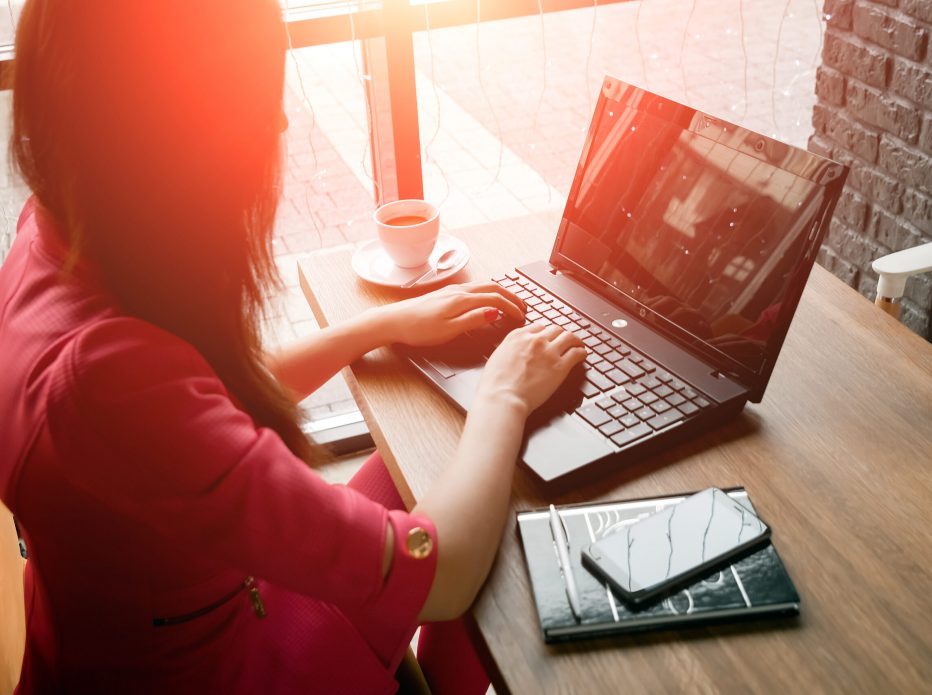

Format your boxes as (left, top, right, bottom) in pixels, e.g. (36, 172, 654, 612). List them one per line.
(153, 576, 267, 627)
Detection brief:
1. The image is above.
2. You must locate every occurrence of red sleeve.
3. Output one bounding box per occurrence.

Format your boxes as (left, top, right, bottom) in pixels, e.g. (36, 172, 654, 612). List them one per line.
(45, 317, 437, 619)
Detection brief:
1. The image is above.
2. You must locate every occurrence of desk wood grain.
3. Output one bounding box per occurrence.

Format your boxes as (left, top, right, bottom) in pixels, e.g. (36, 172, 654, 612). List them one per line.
(299, 216, 932, 693)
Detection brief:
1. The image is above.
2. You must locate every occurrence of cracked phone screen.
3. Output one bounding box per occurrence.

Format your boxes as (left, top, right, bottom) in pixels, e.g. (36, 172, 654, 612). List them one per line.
(593, 488, 767, 593)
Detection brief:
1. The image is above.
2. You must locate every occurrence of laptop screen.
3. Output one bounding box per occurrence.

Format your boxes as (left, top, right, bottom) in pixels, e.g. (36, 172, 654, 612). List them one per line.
(554, 78, 845, 383)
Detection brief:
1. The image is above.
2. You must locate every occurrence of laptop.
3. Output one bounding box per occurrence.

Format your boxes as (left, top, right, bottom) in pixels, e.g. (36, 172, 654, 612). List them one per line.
(399, 76, 847, 483)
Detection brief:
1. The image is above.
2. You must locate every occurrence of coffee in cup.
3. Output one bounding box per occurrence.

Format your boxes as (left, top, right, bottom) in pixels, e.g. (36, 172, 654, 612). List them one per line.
(373, 200, 440, 268)
(384, 215, 429, 226)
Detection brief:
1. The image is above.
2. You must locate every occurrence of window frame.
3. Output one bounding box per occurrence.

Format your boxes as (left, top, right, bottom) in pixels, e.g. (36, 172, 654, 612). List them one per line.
(0, 0, 631, 199)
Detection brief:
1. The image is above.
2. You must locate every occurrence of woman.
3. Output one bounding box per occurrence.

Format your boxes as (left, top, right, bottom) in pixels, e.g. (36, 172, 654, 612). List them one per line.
(0, 1, 585, 693)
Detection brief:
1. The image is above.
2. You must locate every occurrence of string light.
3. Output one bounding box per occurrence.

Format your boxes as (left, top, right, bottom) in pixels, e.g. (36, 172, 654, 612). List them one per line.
(282, 0, 319, 173)
(737, 0, 750, 120)
(347, 10, 381, 206)
(634, 0, 649, 88)
(282, 0, 325, 249)
(532, 0, 553, 205)
(530, 0, 548, 143)
(771, 0, 794, 136)
(5, 0, 13, 42)
(422, 1, 453, 208)
(679, 0, 699, 101)
(584, 0, 599, 117)
(474, 0, 505, 190)
(813, 0, 826, 70)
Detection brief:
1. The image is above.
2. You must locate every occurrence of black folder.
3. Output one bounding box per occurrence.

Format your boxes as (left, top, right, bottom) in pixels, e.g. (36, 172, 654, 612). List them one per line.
(517, 488, 800, 642)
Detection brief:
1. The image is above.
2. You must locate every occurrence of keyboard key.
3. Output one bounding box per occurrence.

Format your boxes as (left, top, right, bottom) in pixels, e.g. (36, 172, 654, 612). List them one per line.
(531, 287, 547, 297)
(694, 397, 711, 409)
(554, 316, 570, 327)
(505, 272, 519, 280)
(682, 387, 699, 400)
(599, 420, 624, 437)
(618, 360, 645, 380)
(607, 405, 627, 419)
(576, 318, 590, 328)
(564, 321, 581, 333)
(516, 290, 533, 300)
(594, 360, 614, 374)
(635, 407, 655, 420)
(610, 422, 652, 447)
(650, 400, 672, 413)
(620, 413, 641, 428)
(640, 360, 657, 373)
(629, 354, 644, 365)
(679, 402, 699, 416)
(646, 409, 686, 430)
(605, 369, 629, 386)
(569, 312, 583, 322)
(654, 385, 674, 399)
(596, 397, 614, 410)
(572, 328, 589, 340)
(526, 311, 543, 322)
(655, 370, 673, 383)
(517, 279, 533, 288)
(577, 404, 611, 428)
(669, 378, 687, 391)
(602, 350, 624, 364)
(580, 381, 600, 398)
(586, 371, 614, 391)
(622, 398, 641, 411)
(585, 351, 601, 365)
(667, 393, 686, 407)
(526, 297, 543, 308)
(582, 335, 601, 348)
(606, 338, 624, 350)
(640, 375, 662, 390)
(625, 383, 647, 397)
(638, 392, 659, 405)
(593, 343, 612, 356)
(492, 276, 506, 283)
(543, 309, 560, 320)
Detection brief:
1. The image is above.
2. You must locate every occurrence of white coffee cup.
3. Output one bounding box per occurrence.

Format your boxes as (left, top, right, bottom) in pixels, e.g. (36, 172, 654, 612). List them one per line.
(373, 199, 440, 268)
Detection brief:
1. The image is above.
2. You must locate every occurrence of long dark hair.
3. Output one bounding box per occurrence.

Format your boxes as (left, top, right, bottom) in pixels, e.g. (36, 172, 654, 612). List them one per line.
(11, 1, 315, 463)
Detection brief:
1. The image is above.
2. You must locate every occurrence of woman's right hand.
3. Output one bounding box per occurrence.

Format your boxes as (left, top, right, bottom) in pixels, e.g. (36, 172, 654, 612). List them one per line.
(475, 323, 587, 416)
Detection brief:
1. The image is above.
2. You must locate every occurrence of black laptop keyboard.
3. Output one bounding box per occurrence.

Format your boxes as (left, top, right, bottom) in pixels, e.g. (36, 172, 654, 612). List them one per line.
(491, 273, 714, 449)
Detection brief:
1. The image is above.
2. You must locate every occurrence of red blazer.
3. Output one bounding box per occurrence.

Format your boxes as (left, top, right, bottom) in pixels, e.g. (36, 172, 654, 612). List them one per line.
(0, 199, 436, 693)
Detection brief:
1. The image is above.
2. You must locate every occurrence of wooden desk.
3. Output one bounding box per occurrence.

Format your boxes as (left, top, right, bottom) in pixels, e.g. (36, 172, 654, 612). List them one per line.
(299, 216, 932, 693)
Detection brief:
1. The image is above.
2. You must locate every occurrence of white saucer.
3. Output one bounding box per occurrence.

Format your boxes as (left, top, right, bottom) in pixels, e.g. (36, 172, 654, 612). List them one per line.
(351, 234, 470, 288)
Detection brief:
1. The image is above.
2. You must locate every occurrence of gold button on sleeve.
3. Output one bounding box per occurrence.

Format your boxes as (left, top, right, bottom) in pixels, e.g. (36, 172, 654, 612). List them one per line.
(405, 527, 433, 560)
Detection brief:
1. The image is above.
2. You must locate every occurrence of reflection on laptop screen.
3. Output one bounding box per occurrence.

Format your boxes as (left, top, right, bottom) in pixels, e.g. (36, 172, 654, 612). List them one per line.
(557, 86, 833, 375)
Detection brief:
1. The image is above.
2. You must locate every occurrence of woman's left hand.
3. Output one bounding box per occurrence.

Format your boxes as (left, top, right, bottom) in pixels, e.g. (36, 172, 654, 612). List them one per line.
(377, 282, 527, 347)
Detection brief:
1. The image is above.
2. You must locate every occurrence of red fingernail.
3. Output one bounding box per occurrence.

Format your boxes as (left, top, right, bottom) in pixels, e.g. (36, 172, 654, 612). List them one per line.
(485, 308, 500, 322)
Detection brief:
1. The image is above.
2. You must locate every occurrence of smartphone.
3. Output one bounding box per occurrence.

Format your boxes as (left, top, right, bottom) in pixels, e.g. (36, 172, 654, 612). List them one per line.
(581, 488, 771, 606)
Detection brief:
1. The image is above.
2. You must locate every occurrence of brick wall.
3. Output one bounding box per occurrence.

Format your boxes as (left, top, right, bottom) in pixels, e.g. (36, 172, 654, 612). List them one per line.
(809, 0, 932, 338)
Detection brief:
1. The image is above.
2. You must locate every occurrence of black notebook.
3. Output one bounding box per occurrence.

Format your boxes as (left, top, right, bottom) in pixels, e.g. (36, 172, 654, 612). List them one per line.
(517, 488, 800, 642)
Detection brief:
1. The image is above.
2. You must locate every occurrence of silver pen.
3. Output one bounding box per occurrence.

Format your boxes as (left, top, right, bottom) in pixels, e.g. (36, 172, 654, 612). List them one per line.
(549, 504, 582, 621)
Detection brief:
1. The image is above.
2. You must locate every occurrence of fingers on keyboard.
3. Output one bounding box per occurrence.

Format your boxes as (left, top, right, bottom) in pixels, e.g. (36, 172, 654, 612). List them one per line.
(494, 275, 713, 447)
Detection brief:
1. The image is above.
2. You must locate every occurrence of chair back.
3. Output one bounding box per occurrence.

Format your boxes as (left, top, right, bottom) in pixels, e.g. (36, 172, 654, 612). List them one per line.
(0, 503, 24, 695)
